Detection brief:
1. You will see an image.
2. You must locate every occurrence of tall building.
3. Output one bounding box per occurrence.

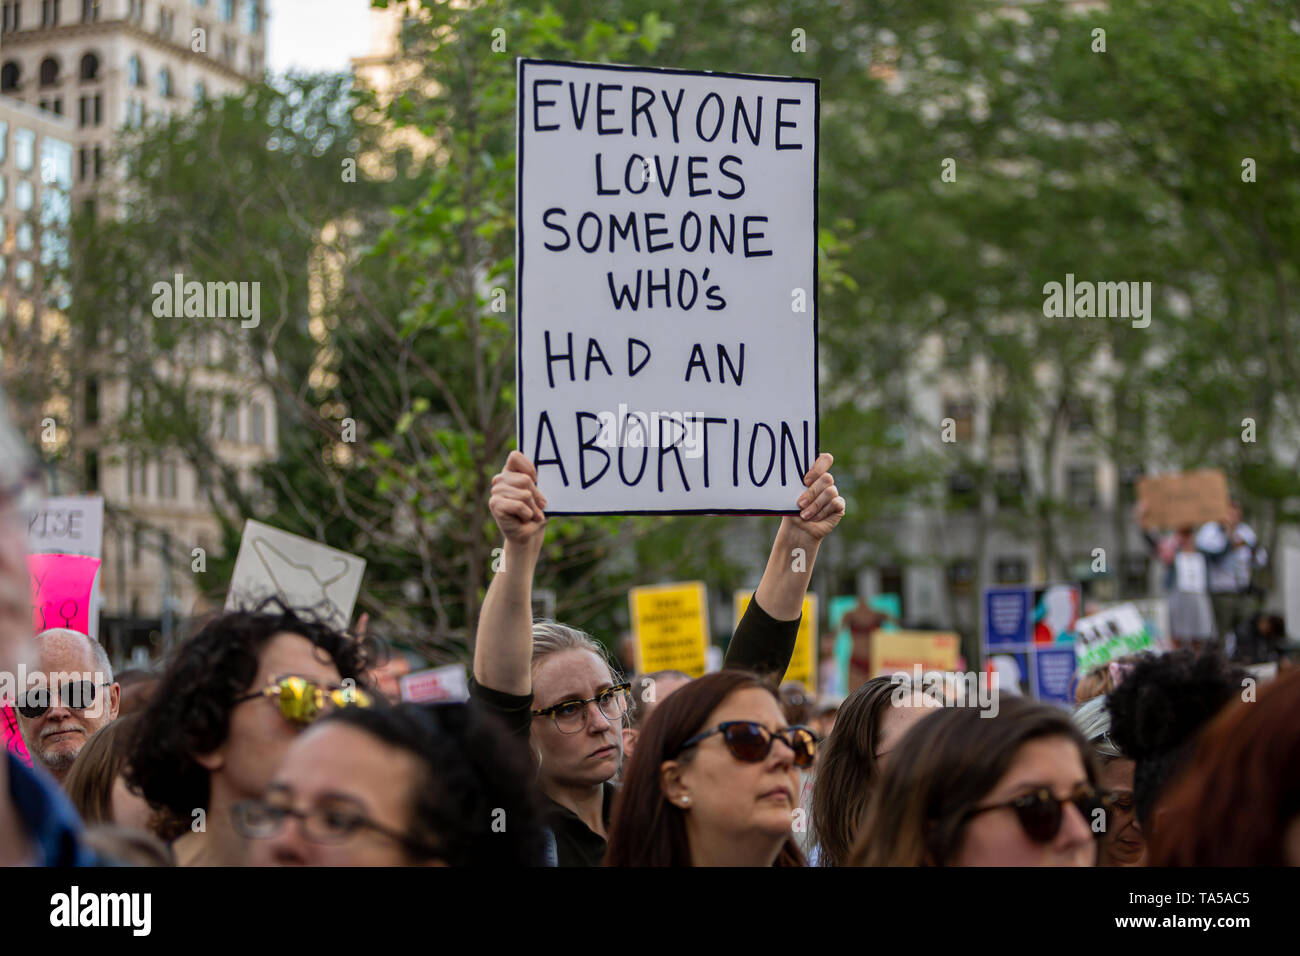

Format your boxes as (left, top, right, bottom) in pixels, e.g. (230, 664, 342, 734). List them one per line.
(1, 0, 272, 661)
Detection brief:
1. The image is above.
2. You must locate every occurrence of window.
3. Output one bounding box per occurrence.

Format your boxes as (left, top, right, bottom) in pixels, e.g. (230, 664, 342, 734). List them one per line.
(78, 145, 87, 180)
(158, 7, 173, 38)
(943, 398, 974, 442)
(16, 222, 32, 251)
(0, 62, 17, 92)
(222, 401, 239, 441)
(79, 52, 98, 81)
(128, 0, 145, 21)
(84, 450, 99, 490)
(92, 144, 102, 178)
(947, 471, 978, 511)
(220, 0, 234, 23)
(81, 1, 99, 22)
(249, 401, 264, 446)
(41, 1, 61, 28)
(78, 95, 89, 126)
(2, 3, 22, 33)
(947, 560, 976, 596)
(192, 80, 205, 104)
(158, 67, 172, 97)
(244, 0, 259, 34)
(994, 557, 1027, 585)
(128, 54, 143, 88)
(84, 377, 100, 424)
(14, 128, 34, 170)
(39, 57, 59, 86)
(1066, 464, 1097, 509)
(161, 459, 178, 498)
(16, 260, 34, 291)
(16, 180, 34, 210)
(222, 37, 236, 63)
(0, 120, 6, 162)
(994, 468, 1025, 508)
(132, 527, 142, 566)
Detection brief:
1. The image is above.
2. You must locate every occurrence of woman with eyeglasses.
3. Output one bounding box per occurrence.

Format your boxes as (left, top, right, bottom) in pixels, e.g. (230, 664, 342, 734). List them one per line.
(1071, 694, 1145, 866)
(237, 702, 547, 866)
(127, 602, 375, 866)
(604, 670, 816, 866)
(848, 696, 1106, 866)
(474, 450, 844, 866)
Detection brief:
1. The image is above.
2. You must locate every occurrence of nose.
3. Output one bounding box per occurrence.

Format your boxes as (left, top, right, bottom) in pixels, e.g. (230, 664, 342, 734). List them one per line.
(1057, 799, 1095, 851)
(585, 700, 612, 733)
(263, 819, 312, 866)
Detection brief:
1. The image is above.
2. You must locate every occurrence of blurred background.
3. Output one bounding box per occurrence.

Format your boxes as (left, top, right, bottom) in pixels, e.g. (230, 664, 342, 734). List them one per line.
(1, 0, 1297, 677)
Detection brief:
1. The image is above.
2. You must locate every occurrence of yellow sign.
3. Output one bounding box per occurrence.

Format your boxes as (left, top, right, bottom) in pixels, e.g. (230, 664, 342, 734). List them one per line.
(869, 629, 960, 678)
(733, 592, 817, 694)
(629, 582, 710, 677)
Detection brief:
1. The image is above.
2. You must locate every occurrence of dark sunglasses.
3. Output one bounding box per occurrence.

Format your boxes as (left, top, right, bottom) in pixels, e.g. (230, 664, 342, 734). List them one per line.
(236, 675, 372, 726)
(676, 720, 818, 768)
(16, 680, 112, 719)
(964, 785, 1112, 844)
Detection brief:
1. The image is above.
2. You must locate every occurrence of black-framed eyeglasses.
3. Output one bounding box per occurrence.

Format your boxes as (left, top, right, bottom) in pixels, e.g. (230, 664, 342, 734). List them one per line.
(531, 682, 632, 734)
(963, 784, 1112, 844)
(676, 720, 818, 769)
(235, 675, 372, 726)
(16, 680, 113, 719)
(232, 797, 439, 859)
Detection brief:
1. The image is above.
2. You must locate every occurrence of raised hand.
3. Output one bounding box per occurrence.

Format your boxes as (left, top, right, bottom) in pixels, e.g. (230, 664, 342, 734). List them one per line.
(489, 451, 548, 546)
(788, 452, 845, 541)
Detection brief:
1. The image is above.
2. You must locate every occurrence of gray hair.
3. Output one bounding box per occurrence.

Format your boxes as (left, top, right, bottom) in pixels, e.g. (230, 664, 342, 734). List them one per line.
(36, 628, 114, 683)
(1071, 694, 1123, 761)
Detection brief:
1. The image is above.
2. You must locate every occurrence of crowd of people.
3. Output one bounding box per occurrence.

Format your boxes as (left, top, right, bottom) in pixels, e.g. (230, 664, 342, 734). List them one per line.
(2, 390, 1298, 868)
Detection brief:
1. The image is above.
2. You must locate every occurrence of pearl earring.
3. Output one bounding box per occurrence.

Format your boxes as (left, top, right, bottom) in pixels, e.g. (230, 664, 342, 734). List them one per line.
(680, 796, 690, 806)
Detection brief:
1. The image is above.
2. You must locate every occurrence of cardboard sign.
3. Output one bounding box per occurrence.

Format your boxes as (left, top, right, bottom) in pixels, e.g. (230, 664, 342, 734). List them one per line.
(1136, 470, 1231, 530)
(734, 591, 817, 692)
(629, 581, 710, 677)
(28, 553, 100, 635)
(27, 496, 103, 558)
(400, 664, 469, 704)
(516, 59, 819, 514)
(225, 520, 366, 631)
(869, 629, 960, 678)
(1074, 603, 1153, 672)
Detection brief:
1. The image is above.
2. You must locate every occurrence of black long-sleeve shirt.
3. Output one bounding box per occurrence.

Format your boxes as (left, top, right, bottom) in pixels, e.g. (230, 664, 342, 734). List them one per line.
(468, 593, 801, 866)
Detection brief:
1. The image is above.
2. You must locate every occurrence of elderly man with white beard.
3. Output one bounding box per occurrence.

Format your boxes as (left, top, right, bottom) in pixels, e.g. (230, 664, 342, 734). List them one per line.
(15, 628, 120, 784)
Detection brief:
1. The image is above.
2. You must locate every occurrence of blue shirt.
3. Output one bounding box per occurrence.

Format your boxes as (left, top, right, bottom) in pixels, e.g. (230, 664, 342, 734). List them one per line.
(6, 750, 101, 866)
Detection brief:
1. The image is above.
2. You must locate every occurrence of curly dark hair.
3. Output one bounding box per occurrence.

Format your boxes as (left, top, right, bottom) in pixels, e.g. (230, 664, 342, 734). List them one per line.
(320, 702, 548, 866)
(1106, 649, 1246, 833)
(126, 600, 377, 839)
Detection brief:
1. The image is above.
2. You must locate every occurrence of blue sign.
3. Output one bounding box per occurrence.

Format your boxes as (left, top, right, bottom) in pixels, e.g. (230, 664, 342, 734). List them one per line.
(984, 587, 1030, 646)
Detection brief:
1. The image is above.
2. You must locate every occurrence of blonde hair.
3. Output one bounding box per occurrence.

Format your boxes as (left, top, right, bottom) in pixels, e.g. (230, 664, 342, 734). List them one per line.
(529, 620, 623, 684)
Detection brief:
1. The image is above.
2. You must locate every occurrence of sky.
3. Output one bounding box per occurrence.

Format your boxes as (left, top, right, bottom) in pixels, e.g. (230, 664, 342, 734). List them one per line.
(266, 0, 375, 75)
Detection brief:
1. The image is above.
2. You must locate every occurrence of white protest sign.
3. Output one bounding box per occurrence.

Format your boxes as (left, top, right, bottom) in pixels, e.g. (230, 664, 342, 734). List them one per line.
(1075, 603, 1153, 673)
(28, 496, 104, 640)
(1175, 551, 1208, 594)
(399, 663, 470, 704)
(225, 520, 365, 631)
(517, 59, 819, 514)
(28, 496, 104, 558)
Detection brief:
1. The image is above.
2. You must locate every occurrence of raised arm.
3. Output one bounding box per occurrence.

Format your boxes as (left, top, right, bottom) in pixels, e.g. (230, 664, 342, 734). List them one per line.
(727, 452, 845, 675)
(473, 451, 547, 696)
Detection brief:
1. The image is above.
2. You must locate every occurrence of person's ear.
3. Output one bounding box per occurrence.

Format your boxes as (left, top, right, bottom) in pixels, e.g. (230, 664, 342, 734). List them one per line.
(659, 760, 692, 809)
(193, 743, 226, 773)
(108, 683, 121, 721)
(621, 726, 637, 758)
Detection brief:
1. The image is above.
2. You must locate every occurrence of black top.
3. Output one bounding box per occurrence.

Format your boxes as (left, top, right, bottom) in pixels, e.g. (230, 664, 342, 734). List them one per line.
(468, 593, 801, 866)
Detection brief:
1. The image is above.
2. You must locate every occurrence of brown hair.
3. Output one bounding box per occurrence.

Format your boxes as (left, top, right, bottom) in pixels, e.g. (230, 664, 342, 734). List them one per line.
(64, 713, 142, 825)
(848, 696, 1099, 866)
(605, 670, 805, 867)
(811, 674, 942, 866)
(1147, 669, 1300, 865)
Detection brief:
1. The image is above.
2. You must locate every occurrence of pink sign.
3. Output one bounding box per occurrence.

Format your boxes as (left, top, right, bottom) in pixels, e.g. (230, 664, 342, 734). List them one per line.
(1, 703, 31, 765)
(28, 553, 101, 636)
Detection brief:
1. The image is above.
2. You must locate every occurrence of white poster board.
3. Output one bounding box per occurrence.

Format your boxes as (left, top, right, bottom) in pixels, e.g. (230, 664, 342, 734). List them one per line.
(399, 664, 470, 704)
(28, 495, 104, 640)
(517, 59, 819, 514)
(225, 520, 365, 632)
(1075, 603, 1153, 673)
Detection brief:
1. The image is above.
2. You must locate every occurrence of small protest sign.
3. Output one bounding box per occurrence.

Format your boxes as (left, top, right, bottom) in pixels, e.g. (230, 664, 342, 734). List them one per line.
(400, 664, 470, 704)
(28, 553, 100, 635)
(517, 59, 819, 514)
(629, 581, 710, 677)
(1074, 603, 1153, 673)
(28, 496, 104, 640)
(225, 520, 366, 631)
(734, 591, 817, 693)
(869, 629, 960, 679)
